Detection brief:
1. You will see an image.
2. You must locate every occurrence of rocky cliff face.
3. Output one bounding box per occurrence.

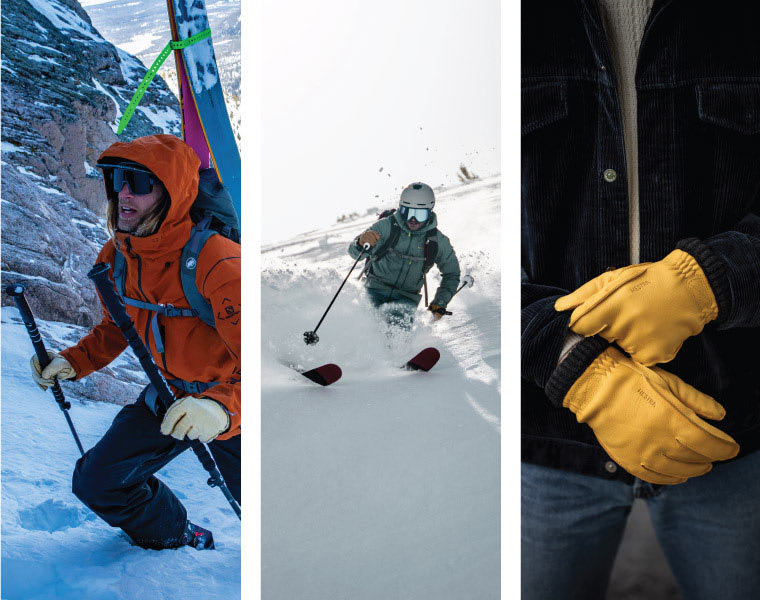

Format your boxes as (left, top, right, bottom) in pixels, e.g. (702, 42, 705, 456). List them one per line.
(1, 0, 181, 327)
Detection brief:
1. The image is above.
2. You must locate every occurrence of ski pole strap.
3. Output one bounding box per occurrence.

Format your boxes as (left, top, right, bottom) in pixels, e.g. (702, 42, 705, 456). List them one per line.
(117, 28, 212, 134)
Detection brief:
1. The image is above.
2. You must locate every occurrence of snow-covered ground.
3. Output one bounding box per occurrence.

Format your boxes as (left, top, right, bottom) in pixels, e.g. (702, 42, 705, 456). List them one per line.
(261, 176, 501, 599)
(0, 308, 240, 600)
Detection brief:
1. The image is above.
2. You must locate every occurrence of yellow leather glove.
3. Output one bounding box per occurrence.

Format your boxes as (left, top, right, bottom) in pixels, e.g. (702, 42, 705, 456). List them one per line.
(160, 396, 230, 443)
(555, 249, 718, 366)
(30, 351, 77, 390)
(563, 347, 738, 484)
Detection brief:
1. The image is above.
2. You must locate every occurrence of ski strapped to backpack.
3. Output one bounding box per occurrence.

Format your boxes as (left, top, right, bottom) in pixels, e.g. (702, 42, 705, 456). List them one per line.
(111, 168, 240, 394)
(117, 28, 212, 135)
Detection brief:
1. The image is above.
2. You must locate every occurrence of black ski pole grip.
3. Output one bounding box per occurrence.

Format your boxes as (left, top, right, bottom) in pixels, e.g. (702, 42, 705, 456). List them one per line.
(87, 263, 242, 520)
(5, 283, 85, 455)
(7, 284, 56, 369)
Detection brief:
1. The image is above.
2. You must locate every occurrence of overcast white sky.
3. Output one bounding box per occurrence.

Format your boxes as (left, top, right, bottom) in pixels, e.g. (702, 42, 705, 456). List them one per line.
(262, 0, 500, 243)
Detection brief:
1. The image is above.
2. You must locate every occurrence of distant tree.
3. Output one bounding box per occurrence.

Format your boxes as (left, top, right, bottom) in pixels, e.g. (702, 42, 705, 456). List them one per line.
(458, 164, 478, 181)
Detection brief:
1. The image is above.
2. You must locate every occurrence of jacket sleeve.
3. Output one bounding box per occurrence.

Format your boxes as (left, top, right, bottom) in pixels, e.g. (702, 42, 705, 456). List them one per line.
(431, 234, 461, 308)
(60, 243, 128, 378)
(522, 267, 610, 396)
(197, 248, 241, 434)
(521, 266, 574, 389)
(677, 213, 760, 329)
(348, 218, 391, 259)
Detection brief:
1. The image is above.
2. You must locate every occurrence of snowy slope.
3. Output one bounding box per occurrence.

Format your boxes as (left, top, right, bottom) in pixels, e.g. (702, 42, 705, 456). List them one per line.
(1, 308, 240, 600)
(261, 176, 501, 599)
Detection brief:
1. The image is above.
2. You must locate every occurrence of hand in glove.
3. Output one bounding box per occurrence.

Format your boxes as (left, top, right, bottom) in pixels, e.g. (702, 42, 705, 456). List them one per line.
(160, 396, 230, 443)
(359, 230, 381, 248)
(428, 304, 449, 321)
(559, 346, 738, 484)
(555, 249, 718, 366)
(30, 351, 76, 390)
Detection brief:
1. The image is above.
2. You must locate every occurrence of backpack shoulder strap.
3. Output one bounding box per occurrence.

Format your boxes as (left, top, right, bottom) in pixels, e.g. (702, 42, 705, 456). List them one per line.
(373, 218, 402, 261)
(180, 217, 218, 329)
(424, 228, 438, 271)
(112, 243, 127, 298)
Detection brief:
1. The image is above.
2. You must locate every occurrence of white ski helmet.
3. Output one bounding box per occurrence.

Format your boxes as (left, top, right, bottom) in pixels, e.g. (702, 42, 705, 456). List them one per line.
(399, 182, 435, 210)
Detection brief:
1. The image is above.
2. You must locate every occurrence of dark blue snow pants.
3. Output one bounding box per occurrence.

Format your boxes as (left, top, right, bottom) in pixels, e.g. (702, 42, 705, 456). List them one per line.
(71, 392, 240, 549)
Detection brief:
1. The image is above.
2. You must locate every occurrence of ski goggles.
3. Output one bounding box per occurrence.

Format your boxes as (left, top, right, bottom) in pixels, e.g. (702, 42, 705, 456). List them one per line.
(399, 206, 431, 222)
(100, 165, 158, 196)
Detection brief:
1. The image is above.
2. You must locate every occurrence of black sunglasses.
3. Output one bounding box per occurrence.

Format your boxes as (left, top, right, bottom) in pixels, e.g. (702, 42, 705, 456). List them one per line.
(101, 166, 158, 196)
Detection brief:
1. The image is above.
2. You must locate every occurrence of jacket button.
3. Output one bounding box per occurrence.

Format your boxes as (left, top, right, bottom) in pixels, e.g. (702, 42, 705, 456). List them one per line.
(603, 168, 617, 183)
(604, 461, 618, 474)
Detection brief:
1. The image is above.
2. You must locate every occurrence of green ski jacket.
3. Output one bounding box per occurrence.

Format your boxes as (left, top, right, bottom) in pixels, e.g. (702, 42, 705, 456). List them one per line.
(349, 212, 460, 307)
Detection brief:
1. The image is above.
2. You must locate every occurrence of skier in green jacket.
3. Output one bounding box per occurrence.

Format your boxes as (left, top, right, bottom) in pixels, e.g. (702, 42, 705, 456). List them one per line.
(349, 182, 460, 327)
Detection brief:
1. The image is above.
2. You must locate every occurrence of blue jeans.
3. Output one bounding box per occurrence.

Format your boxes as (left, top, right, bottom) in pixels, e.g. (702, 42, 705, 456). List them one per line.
(522, 452, 760, 600)
(366, 288, 419, 329)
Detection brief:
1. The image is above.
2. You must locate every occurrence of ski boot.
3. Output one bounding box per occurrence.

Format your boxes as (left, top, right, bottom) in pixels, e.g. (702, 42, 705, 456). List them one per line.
(181, 520, 215, 550)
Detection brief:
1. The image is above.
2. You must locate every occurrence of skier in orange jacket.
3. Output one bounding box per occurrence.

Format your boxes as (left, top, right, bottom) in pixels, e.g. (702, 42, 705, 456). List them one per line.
(29, 135, 240, 549)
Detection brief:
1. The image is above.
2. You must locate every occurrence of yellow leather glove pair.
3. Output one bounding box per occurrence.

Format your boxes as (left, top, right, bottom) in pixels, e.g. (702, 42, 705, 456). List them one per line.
(160, 396, 230, 443)
(555, 249, 738, 483)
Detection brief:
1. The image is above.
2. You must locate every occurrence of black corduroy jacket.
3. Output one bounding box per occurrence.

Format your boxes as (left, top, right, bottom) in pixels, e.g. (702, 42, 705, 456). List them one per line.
(522, 0, 760, 483)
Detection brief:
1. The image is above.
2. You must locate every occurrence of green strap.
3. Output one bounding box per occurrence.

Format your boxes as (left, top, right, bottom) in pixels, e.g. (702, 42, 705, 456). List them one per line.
(116, 28, 211, 135)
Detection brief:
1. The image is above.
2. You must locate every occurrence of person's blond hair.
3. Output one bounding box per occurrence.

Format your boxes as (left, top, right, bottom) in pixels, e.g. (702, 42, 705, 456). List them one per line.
(106, 183, 171, 238)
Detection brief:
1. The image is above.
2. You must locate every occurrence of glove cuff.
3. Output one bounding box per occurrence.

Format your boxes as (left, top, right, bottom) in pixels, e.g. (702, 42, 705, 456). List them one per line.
(676, 237, 730, 324)
(545, 336, 609, 407)
(205, 397, 232, 433)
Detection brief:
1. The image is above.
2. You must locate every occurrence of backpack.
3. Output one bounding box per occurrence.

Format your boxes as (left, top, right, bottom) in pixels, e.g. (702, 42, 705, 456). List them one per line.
(111, 168, 240, 394)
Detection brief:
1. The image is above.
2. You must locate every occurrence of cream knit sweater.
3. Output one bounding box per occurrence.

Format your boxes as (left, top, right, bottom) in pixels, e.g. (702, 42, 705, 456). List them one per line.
(598, 0, 654, 265)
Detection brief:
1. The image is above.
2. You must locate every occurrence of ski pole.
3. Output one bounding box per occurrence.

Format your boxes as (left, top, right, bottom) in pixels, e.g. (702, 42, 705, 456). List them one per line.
(5, 284, 85, 456)
(357, 256, 373, 280)
(429, 275, 474, 318)
(451, 274, 475, 300)
(87, 263, 242, 520)
(304, 243, 370, 345)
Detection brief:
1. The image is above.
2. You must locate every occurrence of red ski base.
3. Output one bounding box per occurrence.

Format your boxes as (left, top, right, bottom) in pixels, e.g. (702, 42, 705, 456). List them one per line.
(301, 363, 342, 386)
(405, 347, 440, 372)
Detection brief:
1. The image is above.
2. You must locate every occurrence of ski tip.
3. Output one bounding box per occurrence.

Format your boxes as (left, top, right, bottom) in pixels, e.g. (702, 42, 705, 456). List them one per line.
(405, 347, 440, 372)
(301, 363, 342, 386)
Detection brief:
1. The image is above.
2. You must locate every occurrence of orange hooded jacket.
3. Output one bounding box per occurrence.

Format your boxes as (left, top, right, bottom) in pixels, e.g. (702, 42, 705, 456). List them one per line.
(61, 135, 241, 440)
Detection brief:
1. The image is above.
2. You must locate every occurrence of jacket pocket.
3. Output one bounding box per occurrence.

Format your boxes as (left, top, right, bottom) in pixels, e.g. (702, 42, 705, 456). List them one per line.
(696, 83, 760, 135)
(522, 80, 569, 136)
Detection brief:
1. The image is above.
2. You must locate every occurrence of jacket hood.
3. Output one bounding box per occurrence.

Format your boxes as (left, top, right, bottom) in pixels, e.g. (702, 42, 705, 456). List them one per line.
(99, 134, 200, 255)
(393, 210, 438, 234)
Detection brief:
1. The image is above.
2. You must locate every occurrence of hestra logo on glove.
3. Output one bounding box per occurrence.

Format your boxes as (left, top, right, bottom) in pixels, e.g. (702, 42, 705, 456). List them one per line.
(629, 280, 652, 293)
(636, 387, 657, 407)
